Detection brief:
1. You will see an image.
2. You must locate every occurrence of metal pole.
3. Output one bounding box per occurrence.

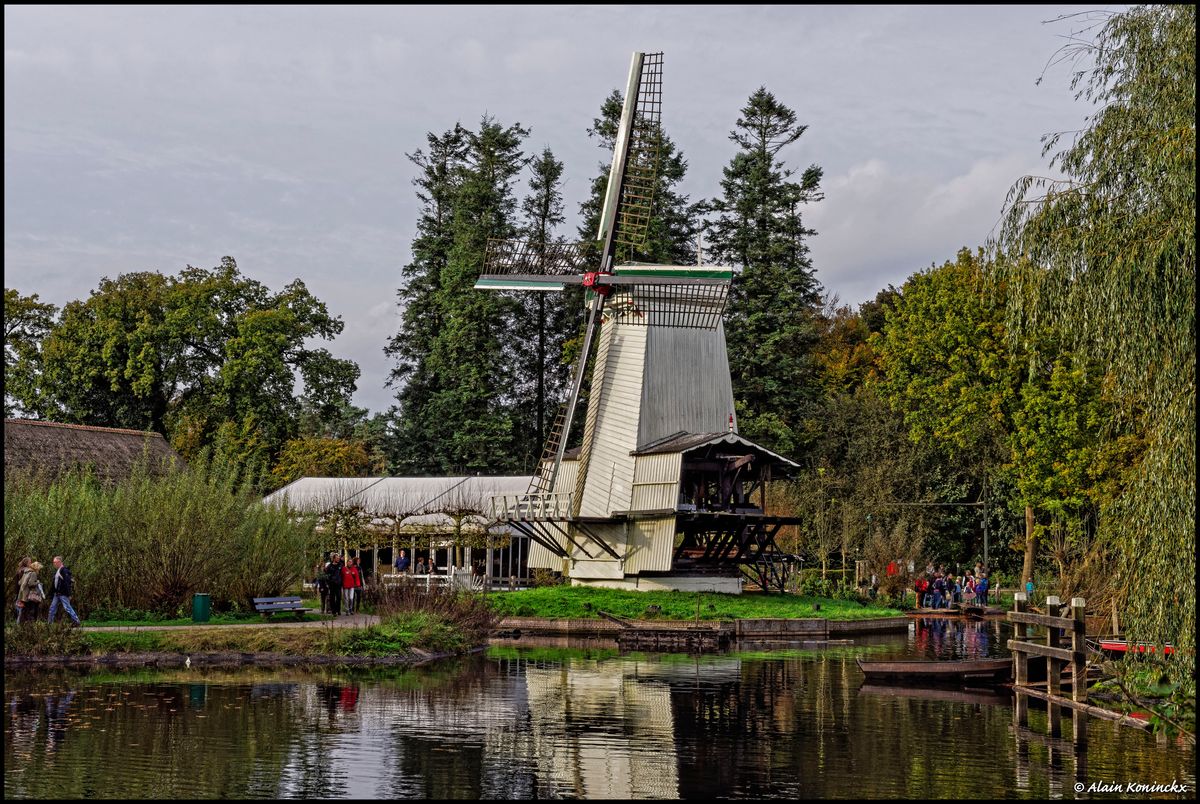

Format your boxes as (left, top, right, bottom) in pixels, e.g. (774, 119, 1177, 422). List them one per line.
(982, 474, 989, 571)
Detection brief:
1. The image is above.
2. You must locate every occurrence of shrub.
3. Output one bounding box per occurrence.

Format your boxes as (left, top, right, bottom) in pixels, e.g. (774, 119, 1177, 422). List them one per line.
(4, 455, 318, 618)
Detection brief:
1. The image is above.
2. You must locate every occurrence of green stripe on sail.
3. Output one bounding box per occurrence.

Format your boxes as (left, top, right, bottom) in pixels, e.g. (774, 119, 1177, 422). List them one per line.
(475, 278, 566, 291)
(614, 267, 732, 279)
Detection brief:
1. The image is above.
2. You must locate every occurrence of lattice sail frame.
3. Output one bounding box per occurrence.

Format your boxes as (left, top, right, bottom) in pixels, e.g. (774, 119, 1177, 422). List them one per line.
(610, 51, 663, 263)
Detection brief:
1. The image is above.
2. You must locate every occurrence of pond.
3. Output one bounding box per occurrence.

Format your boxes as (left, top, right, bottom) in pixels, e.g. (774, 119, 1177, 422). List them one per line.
(4, 619, 1194, 799)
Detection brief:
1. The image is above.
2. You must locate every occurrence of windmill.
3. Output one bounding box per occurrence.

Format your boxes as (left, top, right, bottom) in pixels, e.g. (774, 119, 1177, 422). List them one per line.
(477, 52, 802, 593)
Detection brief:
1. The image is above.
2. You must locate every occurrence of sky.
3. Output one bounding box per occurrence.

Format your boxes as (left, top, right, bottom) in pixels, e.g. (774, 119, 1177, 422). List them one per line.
(4, 5, 1110, 415)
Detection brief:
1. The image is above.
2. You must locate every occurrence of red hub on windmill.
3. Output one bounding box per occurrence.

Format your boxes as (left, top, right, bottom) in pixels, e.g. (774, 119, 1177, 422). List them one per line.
(582, 272, 613, 295)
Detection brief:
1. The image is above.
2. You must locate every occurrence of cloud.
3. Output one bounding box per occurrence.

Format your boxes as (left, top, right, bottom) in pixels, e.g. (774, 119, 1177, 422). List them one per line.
(808, 152, 1045, 307)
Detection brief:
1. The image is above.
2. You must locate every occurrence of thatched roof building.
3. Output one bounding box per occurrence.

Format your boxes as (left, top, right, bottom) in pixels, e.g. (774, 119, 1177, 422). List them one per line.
(3, 418, 184, 483)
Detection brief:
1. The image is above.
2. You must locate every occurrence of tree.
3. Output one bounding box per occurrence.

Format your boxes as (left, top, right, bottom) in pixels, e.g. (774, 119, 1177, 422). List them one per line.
(577, 89, 699, 265)
(995, 5, 1194, 672)
(385, 125, 470, 472)
(704, 87, 825, 457)
(393, 116, 530, 473)
(16, 258, 358, 479)
(3, 289, 57, 418)
(271, 436, 375, 487)
(510, 147, 577, 468)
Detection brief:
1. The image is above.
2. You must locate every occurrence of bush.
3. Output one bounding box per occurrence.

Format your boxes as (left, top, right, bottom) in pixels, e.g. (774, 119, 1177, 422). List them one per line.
(357, 576, 497, 646)
(530, 568, 564, 588)
(4, 455, 318, 618)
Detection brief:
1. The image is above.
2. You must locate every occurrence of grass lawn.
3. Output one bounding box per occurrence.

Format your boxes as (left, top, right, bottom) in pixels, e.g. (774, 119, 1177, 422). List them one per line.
(488, 585, 902, 621)
(83, 597, 330, 627)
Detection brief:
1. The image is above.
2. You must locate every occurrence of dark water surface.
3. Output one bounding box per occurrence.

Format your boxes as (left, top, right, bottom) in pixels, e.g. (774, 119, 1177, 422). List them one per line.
(4, 619, 1194, 799)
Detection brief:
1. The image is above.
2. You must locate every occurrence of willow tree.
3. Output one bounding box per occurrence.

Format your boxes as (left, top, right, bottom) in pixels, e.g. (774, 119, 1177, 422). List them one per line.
(994, 6, 1195, 676)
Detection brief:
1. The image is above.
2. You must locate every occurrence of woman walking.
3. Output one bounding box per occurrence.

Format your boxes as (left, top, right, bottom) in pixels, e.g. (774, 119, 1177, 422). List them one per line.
(15, 559, 45, 624)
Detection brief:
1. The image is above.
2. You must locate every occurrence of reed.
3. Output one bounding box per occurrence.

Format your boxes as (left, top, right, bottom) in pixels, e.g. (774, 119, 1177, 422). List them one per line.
(4, 455, 318, 617)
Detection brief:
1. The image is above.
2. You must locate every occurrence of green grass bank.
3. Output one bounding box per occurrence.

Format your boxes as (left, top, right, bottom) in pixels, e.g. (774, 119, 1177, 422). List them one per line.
(487, 586, 903, 621)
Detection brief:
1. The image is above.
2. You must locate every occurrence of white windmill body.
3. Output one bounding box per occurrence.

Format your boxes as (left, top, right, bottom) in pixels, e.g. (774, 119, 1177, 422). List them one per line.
(479, 53, 801, 593)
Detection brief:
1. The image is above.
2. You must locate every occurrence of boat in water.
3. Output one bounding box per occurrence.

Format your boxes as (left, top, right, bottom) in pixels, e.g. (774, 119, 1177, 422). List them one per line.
(855, 657, 1012, 686)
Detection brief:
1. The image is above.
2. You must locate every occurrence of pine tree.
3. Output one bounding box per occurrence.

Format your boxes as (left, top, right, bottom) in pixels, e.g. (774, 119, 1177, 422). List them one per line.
(705, 87, 825, 457)
(416, 116, 530, 473)
(509, 147, 577, 468)
(577, 89, 698, 264)
(385, 126, 470, 472)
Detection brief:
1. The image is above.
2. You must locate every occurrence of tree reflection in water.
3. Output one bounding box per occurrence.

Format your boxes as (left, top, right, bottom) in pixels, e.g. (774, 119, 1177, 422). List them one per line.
(3, 639, 1194, 799)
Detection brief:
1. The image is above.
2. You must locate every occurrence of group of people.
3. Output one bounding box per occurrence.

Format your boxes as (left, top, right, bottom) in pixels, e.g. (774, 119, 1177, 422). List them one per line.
(914, 563, 991, 609)
(314, 553, 364, 616)
(12, 555, 81, 626)
(392, 550, 436, 576)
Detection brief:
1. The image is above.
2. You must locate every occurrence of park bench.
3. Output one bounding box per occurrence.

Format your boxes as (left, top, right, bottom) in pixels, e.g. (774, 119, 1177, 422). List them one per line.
(253, 596, 312, 619)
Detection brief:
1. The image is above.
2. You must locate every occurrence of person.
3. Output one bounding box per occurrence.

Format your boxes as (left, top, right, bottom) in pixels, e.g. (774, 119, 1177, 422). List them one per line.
(976, 573, 989, 607)
(15, 559, 44, 625)
(964, 572, 976, 604)
(342, 556, 363, 615)
(12, 557, 32, 621)
(932, 573, 946, 609)
(915, 576, 929, 608)
(415, 557, 427, 575)
(1025, 577, 1034, 601)
(325, 553, 343, 616)
(394, 549, 410, 575)
(315, 556, 330, 614)
(46, 555, 81, 626)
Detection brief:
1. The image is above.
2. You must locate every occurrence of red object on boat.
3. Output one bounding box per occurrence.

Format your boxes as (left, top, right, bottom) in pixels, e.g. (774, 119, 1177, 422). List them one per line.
(1098, 639, 1175, 656)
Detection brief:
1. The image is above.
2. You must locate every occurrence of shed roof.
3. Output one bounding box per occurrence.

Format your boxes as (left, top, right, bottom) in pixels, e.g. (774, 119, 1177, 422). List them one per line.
(633, 431, 799, 470)
(3, 418, 184, 483)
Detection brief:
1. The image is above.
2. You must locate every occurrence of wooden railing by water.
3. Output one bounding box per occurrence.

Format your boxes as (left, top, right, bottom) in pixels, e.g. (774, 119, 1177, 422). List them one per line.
(1007, 593, 1150, 749)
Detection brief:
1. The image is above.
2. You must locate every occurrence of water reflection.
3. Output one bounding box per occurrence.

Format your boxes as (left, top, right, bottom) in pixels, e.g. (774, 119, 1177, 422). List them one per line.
(3, 625, 1194, 799)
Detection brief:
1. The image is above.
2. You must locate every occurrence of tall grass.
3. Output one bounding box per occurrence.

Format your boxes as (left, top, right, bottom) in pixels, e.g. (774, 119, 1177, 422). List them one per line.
(4, 456, 318, 617)
(359, 576, 497, 646)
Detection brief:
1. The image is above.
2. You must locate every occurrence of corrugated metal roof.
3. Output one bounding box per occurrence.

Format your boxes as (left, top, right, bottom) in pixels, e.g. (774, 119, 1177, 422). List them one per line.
(632, 431, 799, 469)
(262, 475, 534, 518)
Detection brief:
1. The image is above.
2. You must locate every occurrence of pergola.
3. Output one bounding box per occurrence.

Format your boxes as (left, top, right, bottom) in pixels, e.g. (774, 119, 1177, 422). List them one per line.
(262, 475, 534, 584)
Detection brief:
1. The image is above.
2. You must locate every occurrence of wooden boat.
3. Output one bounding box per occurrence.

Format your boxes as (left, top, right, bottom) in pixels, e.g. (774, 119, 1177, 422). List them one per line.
(855, 657, 1012, 686)
(1097, 639, 1175, 657)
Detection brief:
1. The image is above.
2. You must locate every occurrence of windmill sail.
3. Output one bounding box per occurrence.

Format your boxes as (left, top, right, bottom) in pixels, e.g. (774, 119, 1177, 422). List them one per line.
(598, 52, 664, 266)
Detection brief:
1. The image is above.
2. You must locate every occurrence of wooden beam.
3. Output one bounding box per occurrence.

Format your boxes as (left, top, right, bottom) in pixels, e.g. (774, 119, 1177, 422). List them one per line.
(1007, 640, 1078, 662)
(1007, 611, 1082, 631)
(1013, 687, 1151, 730)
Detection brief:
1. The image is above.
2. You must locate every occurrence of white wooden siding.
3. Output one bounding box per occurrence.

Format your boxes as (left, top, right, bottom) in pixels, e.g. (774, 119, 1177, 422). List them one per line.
(622, 516, 676, 573)
(630, 453, 682, 511)
(527, 540, 563, 570)
(579, 319, 646, 517)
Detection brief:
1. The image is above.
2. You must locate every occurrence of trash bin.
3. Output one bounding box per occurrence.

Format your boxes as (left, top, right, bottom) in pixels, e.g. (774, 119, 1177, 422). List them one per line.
(192, 593, 211, 623)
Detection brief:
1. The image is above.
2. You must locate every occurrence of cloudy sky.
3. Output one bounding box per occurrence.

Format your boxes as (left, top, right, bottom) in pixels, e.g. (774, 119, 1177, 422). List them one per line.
(5, 5, 1108, 414)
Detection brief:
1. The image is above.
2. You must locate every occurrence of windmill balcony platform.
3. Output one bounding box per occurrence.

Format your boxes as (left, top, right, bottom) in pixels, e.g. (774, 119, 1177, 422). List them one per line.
(490, 492, 574, 521)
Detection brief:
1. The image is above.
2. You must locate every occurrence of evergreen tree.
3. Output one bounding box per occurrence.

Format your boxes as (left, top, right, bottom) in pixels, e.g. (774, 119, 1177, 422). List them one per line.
(385, 125, 469, 472)
(509, 147, 577, 468)
(391, 116, 530, 473)
(577, 89, 698, 264)
(705, 87, 825, 458)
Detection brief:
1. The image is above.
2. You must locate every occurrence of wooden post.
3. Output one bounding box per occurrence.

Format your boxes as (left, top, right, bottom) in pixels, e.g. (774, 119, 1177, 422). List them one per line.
(1045, 595, 1062, 737)
(1110, 598, 1120, 636)
(1013, 592, 1029, 727)
(1071, 597, 1088, 746)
